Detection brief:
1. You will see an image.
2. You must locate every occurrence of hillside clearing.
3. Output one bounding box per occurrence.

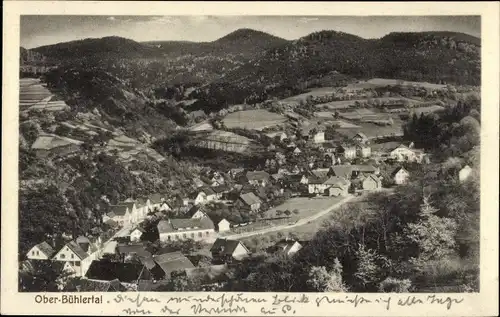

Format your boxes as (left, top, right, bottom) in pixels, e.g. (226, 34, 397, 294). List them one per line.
(223, 109, 287, 130)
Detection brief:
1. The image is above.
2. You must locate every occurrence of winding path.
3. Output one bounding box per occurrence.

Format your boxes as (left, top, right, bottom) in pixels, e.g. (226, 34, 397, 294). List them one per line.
(224, 194, 355, 240)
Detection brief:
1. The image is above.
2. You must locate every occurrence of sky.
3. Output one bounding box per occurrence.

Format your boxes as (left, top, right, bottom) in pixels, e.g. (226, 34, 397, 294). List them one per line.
(20, 15, 481, 49)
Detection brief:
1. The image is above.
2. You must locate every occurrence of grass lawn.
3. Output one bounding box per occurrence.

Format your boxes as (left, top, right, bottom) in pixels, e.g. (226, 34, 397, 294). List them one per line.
(262, 196, 345, 221)
(247, 194, 375, 243)
(223, 109, 287, 130)
(335, 118, 405, 139)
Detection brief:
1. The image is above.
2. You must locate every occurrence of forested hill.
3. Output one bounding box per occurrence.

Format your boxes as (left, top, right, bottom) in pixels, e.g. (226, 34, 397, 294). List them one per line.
(33, 29, 288, 62)
(219, 30, 480, 88)
(32, 36, 164, 60)
(145, 28, 289, 59)
(27, 30, 480, 116)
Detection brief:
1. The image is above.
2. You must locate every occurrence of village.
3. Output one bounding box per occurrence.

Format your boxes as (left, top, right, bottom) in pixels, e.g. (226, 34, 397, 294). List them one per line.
(21, 103, 478, 293)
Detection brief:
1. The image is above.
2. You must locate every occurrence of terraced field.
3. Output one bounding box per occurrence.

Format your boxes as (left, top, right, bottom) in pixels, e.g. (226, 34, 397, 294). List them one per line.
(223, 109, 287, 130)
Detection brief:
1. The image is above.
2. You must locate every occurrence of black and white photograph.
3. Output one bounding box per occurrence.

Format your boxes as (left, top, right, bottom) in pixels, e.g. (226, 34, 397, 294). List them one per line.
(14, 12, 486, 296)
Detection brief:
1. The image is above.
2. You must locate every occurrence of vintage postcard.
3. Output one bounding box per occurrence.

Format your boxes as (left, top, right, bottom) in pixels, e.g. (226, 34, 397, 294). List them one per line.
(2, 1, 499, 316)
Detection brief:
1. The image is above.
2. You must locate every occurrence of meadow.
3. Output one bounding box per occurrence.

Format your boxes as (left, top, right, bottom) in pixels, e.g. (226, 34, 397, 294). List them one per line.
(223, 109, 287, 130)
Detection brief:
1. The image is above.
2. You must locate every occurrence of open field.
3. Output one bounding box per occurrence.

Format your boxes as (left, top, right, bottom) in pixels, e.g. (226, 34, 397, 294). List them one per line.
(315, 97, 423, 111)
(224, 195, 353, 240)
(243, 189, 394, 243)
(223, 109, 287, 130)
(262, 196, 346, 221)
(410, 105, 446, 116)
(314, 99, 358, 110)
(347, 78, 447, 90)
(279, 87, 336, 106)
(336, 119, 405, 139)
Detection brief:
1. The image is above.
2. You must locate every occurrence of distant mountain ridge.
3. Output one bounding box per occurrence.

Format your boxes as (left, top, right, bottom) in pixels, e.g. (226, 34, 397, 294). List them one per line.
(27, 29, 481, 111)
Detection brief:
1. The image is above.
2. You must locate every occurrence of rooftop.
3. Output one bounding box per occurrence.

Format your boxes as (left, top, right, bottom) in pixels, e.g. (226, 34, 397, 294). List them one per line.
(239, 192, 262, 206)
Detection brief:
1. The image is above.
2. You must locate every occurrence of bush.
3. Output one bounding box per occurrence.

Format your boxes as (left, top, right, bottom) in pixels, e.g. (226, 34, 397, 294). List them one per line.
(378, 277, 412, 293)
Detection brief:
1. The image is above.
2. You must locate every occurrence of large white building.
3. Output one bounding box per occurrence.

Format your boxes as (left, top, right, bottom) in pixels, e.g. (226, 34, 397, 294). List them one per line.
(157, 218, 216, 243)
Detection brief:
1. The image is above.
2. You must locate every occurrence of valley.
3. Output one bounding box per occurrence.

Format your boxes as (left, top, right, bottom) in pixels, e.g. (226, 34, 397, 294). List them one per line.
(19, 26, 481, 294)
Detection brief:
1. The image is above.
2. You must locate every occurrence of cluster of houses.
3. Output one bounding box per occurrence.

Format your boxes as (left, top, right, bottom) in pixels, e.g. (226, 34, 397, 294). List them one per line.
(24, 237, 102, 278)
(23, 232, 308, 292)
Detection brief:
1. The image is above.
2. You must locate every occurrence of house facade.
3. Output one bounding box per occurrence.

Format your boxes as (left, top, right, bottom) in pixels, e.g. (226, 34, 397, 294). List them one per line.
(328, 184, 349, 197)
(356, 145, 371, 158)
(308, 179, 330, 195)
(218, 219, 231, 232)
(362, 175, 382, 190)
(52, 241, 93, 277)
(237, 192, 262, 212)
(210, 239, 250, 262)
(352, 132, 369, 144)
(392, 167, 410, 185)
(312, 131, 325, 144)
(157, 218, 216, 243)
(26, 241, 56, 260)
(338, 145, 357, 159)
(246, 171, 270, 187)
(129, 227, 144, 242)
(389, 145, 419, 162)
(273, 240, 303, 256)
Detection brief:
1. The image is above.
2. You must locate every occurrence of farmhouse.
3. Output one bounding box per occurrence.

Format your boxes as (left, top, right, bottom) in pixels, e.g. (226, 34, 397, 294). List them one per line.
(190, 187, 217, 205)
(149, 194, 171, 212)
(217, 219, 231, 232)
(210, 239, 250, 263)
(212, 185, 230, 199)
(270, 239, 304, 257)
(152, 251, 195, 279)
(356, 144, 371, 158)
(300, 124, 325, 144)
(188, 205, 209, 219)
(325, 177, 351, 197)
(308, 173, 350, 196)
(386, 143, 426, 163)
(25, 241, 56, 260)
(103, 204, 134, 226)
(236, 192, 262, 212)
(352, 132, 369, 144)
(246, 171, 270, 187)
(292, 147, 303, 155)
(129, 227, 145, 242)
(52, 241, 92, 277)
(361, 175, 383, 190)
(337, 144, 357, 159)
(157, 218, 215, 242)
(66, 278, 126, 292)
(31, 134, 83, 158)
(266, 131, 287, 141)
(392, 166, 410, 185)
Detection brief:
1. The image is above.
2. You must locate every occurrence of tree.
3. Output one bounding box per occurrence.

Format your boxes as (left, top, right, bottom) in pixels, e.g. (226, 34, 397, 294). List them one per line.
(284, 210, 292, 216)
(405, 195, 458, 267)
(156, 275, 202, 291)
(378, 277, 412, 293)
(54, 125, 71, 137)
(306, 259, 347, 292)
(19, 261, 72, 292)
(353, 244, 387, 290)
